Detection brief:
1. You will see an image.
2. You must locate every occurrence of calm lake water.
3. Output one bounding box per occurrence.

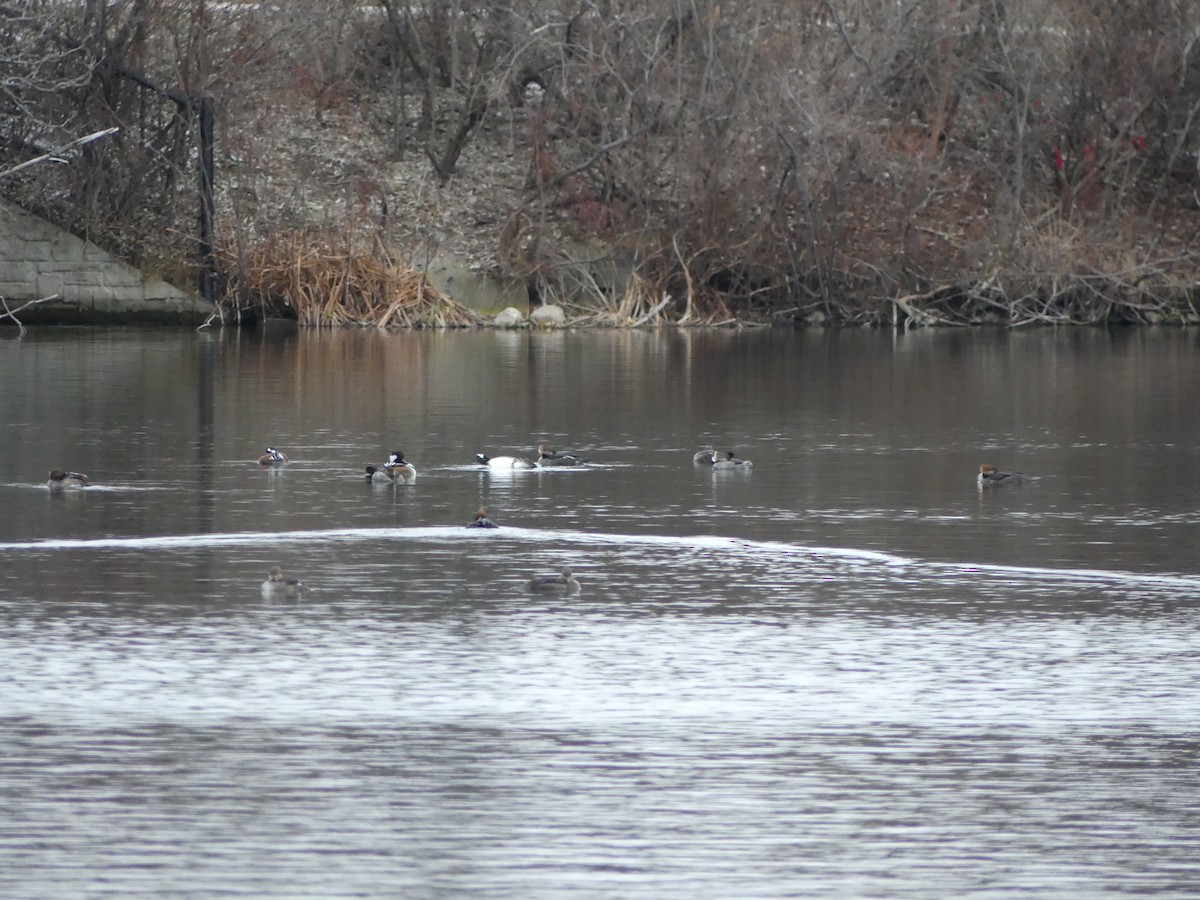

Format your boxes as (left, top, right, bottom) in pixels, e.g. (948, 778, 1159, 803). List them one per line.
(2, 325, 1199, 898)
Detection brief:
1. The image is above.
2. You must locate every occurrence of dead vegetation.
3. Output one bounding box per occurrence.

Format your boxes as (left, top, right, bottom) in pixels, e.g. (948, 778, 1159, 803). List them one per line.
(3, 1, 1200, 328)
(217, 230, 486, 328)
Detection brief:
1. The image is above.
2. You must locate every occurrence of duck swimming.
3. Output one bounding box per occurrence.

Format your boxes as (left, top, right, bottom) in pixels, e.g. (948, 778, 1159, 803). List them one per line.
(694, 446, 742, 465)
(534, 443, 589, 467)
(525, 568, 582, 594)
(978, 464, 1033, 486)
(468, 508, 499, 528)
(47, 469, 89, 489)
(476, 453, 534, 469)
(258, 447, 289, 465)
(385, 450, 417, 481)
(261, 566, 306, 598)
(711, 450, 753, 470)
(364, 464, 394, 484)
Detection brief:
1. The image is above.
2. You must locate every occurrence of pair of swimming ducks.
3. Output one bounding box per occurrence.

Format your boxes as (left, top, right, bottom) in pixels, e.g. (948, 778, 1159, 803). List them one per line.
(363, 450, 417, 484)
(466, 509, 579, 590)
(254, 446, 419, 484)
(692, 447, 754, 469)
(476, 443, 590, 469)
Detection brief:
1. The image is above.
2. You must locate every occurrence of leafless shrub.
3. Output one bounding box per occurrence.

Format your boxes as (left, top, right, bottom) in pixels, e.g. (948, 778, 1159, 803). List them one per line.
(215, 228, 486, 328)
(3, 0, 1199, 324)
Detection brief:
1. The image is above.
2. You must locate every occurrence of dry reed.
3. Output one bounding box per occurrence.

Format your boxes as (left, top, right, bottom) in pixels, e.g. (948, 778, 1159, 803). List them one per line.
(217, 230, 487, 328)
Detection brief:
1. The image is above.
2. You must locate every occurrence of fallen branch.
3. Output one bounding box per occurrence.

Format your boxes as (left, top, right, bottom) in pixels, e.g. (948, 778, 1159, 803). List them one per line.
(1, 294, 60, 335)
(630, 294, 672, 327)
(0, 128, 119, 180)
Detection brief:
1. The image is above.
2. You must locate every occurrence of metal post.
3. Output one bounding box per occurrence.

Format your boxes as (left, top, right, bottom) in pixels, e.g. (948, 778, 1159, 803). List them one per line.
(197, 93, 216, 304)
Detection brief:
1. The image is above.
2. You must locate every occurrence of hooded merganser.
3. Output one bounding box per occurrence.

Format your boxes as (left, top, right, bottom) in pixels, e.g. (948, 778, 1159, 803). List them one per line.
(468, 507, 499, 528)
(258, 447, 289, 465)
(525, 567, 582, 594)
(365, 464, 394, 484)
(534, 443, 589, 467)
(978, 464, 1033, 486)
(385, 450, 417, 481)
(711, 450, 753, 470)
(694, 446, 742, 465)
(261, 566, 305, 597)
(476, 453, 534, 469)
(47, 469, 89, 489)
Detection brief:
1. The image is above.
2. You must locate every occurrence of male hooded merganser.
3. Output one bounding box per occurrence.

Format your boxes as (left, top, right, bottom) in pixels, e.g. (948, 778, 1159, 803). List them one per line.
(385, 450, 417, 481)
(711, 450, 753, 470)
(534, 443, 589, 467)
(525, 568, 582, 594)
(47, 469, 89, 489)
(476, 452, 534, 469)
(467, 508, 499, 528)
(261, 566, 305, 597)
(258, 447, 289, 465)
(978, 464, 1033, 486)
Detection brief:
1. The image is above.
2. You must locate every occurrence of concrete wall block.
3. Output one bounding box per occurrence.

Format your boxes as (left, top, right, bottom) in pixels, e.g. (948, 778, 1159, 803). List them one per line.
(49, 235, 88, 264)
(62, 286, 96, 304)
(36, 273, 65, 298)
(0, 261, 38, 284)
(101, 269, 143, 290)
(145, 280, 189, 303)
(82, 243, 112, 263)
(64, 269, 107, 288)
(18, 240, 54, 262)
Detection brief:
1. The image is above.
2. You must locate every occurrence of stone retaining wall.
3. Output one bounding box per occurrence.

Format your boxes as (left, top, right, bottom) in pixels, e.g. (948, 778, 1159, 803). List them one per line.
(0, 199, 210, 324)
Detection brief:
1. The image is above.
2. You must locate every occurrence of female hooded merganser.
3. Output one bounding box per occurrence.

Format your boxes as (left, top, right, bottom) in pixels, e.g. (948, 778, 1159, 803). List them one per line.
(476, 452, 534, 469)
(694, 446, 742, 465)
(978, 464, 1033, 486)
(364, 464, 394, 484)
(258, 447, 289, 465)
(468, 507, 499, 528)
(534, 443, 589, 467)
(261, 566, 306, 598)
(47, 469, 89, 489)
(525, 568, 582, 594)
(385, 450, 417, 481)
(711, 450, 753, 470)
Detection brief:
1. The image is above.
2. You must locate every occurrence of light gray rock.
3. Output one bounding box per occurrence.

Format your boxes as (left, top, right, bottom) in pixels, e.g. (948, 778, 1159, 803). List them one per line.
(529, 303, 567, 327)
(492, 306, 526, 328)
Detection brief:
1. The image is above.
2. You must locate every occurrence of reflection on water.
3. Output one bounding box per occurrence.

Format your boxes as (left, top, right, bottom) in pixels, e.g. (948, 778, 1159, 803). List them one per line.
(1, 326, 1199, 897)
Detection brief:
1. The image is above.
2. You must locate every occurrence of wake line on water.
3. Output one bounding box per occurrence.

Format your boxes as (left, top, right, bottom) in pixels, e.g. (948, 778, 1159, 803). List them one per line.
(1, 526, 1196, 590)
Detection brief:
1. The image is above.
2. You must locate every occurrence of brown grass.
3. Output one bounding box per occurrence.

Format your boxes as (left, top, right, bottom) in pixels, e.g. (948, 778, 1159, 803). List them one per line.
(216, 229, 487, 328)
